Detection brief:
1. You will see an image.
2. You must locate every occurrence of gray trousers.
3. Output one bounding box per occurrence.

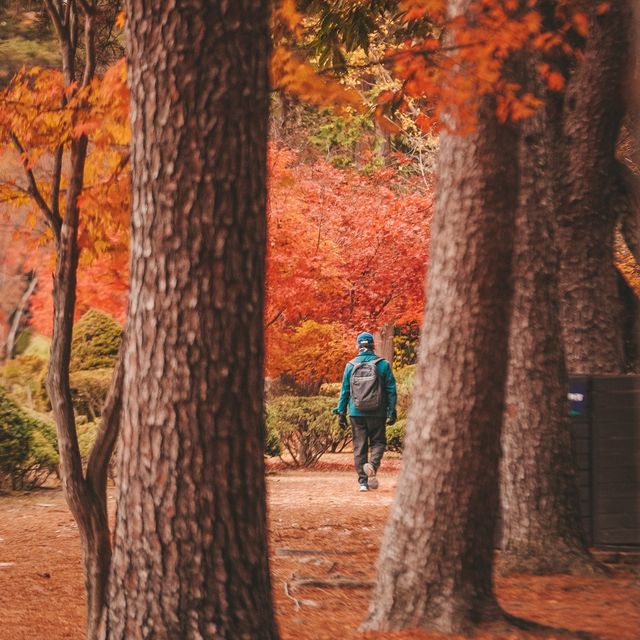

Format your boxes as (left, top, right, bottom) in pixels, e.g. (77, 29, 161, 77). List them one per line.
(350, 416, 386, 485)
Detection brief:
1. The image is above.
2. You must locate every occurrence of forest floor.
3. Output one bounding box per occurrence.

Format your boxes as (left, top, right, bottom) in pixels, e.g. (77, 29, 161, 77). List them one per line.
(0, 455, 638, 640)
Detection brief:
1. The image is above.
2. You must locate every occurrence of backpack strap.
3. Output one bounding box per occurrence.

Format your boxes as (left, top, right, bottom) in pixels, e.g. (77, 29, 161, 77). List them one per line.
(349, 357, 383, 367)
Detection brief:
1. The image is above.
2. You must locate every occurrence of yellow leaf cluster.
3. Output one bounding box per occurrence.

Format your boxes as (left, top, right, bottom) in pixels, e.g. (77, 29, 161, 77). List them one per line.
(271, 47, 364, 113)
(0, 60, 131, 259)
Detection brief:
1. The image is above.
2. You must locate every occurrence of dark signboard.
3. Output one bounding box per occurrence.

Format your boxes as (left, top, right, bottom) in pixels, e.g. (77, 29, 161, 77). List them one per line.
(568, 379, 588, 417)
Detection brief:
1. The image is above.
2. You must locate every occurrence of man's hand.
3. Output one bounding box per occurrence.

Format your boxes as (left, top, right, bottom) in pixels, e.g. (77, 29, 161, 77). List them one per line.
(338, 412, 348, 429)
(386, 411, 397, 426)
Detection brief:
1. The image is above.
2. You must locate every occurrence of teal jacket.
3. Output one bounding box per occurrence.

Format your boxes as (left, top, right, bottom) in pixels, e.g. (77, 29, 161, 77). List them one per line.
(335, 350, 397, 418)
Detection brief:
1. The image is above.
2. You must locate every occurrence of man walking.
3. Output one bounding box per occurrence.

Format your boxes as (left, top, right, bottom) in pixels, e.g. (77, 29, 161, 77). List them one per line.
(334, 332, 397, 491)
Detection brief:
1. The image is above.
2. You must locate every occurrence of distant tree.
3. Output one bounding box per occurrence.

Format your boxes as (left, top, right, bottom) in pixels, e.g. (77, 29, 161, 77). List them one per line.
(499, 0, 635, 575)
(557, 0, 636, 374)
(501, 41, 595, 574)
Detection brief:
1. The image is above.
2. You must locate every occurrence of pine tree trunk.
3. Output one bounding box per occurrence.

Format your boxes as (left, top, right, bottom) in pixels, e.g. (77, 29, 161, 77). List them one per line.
(362, 98, 518, 633)
(102, 2, 277, 639)
(500, 77, 598, 575)
(558, 2, 632, 374)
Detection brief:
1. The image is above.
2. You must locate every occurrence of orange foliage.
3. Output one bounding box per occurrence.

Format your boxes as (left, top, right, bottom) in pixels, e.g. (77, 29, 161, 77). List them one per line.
(382, 0, 590, 131)
(273, 0, 593, 134)
(0, 60, 130, 336)
(266, 320, 352, 387)
(2, 57, 432, 374)
(271, 47, 364, 113)
(271, 0, 364, 112)
(28, 248, 128, 335)
(265, 147, 432, 379)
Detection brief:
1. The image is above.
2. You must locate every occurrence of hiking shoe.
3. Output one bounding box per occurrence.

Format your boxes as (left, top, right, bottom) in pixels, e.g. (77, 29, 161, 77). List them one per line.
(359, 484, 369, 492)
(363, 463, 379, 490)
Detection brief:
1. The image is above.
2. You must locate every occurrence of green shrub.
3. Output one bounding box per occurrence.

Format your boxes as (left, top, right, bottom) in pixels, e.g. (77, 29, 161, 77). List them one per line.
(76, 418, 99, 463)
(394, 365, 415, 419)
(70, 309, 122, 372)
(266, 396, 345, 467)
(12, 330, 52, 360)
(393, 322, 420, 368)
(394, 364, 416, 389)
(13, 328, 33, 356)
(29, 429, 59, 482)
(386, 419, 406, 452)
(0, 354, 48, 410)
(0, 386, 59, 490)
(70, 368, 114, 420)
(264, 420, 281, 457)
(22, 333, 52, 359)
(308, 112, 376, 169)
(0, 388, 32, 488)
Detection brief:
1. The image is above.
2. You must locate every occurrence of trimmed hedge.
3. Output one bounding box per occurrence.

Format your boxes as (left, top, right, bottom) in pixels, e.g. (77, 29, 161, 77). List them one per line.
(75, 416, 99, 463)
(264, 365, 416, 460)
(0, 386, 59, 490)
(70, 368, 114, 420)
(386, 419, 406, 452)
(264, 420, 281, 457)
(0, 354, 49, 411)
(70, 309, 122, 373)
(266, 395, 350, 467)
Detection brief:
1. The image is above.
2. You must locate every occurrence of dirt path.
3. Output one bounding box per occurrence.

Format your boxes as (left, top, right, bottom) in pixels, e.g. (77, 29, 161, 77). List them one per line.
(0, 467, 638, 640)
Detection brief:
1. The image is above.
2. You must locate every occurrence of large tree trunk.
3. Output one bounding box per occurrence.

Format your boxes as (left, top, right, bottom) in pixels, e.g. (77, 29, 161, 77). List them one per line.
(558, 2, 632, 374)
(500, 69, 598, 574)
(102, 2, 277, 639)
(362, 95, 519, 633)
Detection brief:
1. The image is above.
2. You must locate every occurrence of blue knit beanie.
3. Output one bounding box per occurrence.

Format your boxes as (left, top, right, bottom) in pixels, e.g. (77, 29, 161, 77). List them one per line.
(356, 332, 374, 350)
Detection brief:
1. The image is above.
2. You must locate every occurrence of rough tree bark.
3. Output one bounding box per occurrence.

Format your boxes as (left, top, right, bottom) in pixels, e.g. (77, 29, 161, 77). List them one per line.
(558, 1, 632, 374)
(500, 58, 598, 574)
(362, 86, 519, 632)
(101, 1, 277, 638)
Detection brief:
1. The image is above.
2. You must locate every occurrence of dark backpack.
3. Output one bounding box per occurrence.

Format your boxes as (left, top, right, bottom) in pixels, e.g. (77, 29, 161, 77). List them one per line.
(349, 357, 383, 411)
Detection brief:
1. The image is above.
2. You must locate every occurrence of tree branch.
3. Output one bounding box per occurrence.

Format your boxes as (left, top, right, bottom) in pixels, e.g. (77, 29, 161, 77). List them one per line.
(64, 0, 72, 27)
(77, 0, 94, 16)
(317, 41, 486, 75)
(70, 1, 79, 53)
(80, 1, 97, 87)
(43, 0, 66, 42)
(266, 308, 284, 329)
(51, 144, 64, 222)
(6, 273, 38, 359)
(10, 131, 62, 244)
(86, 330, 125, 513)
